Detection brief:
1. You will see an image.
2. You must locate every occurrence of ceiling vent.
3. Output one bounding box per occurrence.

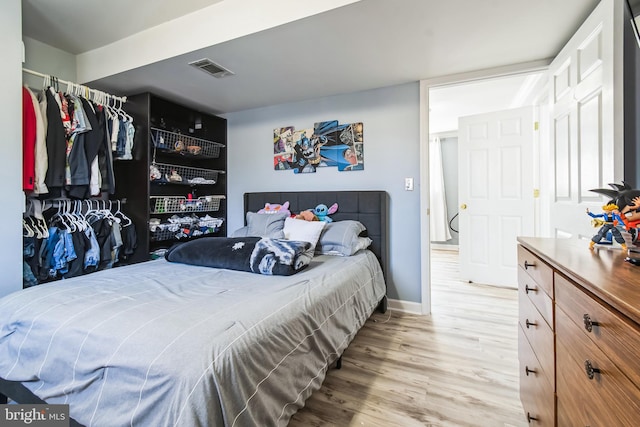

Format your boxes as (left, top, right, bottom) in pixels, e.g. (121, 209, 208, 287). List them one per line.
(188, 58, 234, 78)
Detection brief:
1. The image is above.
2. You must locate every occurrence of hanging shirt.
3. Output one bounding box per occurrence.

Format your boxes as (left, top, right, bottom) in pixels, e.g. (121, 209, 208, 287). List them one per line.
(22, 87, 36, 191)
(43, 88, 68, 196)
(26, 87, 48, 195)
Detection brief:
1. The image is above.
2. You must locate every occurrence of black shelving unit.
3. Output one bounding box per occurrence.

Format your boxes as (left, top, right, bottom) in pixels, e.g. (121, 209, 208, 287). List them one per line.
(113, 93, 227, 263)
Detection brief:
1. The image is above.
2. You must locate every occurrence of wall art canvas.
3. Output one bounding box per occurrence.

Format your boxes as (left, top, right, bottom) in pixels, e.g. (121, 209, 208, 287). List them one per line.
(273, 120, 363, 174)
(273, 126, 294, 170)
(289, 128, 317, 173)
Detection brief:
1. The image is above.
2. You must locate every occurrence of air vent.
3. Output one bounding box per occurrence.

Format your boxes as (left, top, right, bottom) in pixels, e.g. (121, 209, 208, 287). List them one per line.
(188, 58, 234, 78)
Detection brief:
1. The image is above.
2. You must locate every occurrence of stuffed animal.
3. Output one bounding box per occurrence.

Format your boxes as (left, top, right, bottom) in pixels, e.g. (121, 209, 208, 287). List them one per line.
(295, 210, 318, 221)
(313, 203, 338, 222)
(258, 201, 290, 216)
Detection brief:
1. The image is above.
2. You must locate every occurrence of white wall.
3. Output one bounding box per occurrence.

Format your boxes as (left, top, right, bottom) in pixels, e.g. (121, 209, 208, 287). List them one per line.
(0, 0, 25, 297)
(23, 36, 76, 88)
(431, 135, 459, 246)
(226, 83, 422, 302)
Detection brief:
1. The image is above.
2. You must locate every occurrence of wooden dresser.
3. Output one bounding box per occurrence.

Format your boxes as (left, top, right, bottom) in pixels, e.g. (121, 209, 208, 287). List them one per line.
(517, 237, 640, 426)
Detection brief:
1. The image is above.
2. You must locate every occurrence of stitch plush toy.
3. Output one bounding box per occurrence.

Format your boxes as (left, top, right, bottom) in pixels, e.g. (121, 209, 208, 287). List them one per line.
(258, 201, 290, 216)
(313, 203, 338, 222)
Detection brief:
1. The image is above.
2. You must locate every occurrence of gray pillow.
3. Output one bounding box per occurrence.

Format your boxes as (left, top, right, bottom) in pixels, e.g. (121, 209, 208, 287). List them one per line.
(242, 211, 287, 238)
(315, 220, 372, 256)
(230, 226, 249, 238)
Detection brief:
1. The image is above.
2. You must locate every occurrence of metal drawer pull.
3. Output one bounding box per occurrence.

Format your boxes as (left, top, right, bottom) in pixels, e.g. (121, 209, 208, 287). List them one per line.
(524, 261, 536, 269)
(584, 359, 600, 380)
(525, 366, 536, 376)
(525, 285, 537, 294)
(527, 412, 538, 423)
(583, 314, 599, 332)
(525, 319, 537, 329)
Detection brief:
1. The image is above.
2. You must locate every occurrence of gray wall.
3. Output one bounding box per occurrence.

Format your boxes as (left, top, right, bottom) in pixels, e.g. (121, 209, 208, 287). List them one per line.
(225, 82, 422, 302)
(0, 0, 24, 297)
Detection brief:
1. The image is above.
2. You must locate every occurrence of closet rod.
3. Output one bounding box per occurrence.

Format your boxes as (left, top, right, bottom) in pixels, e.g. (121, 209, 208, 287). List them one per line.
(22, 67, 127, 104)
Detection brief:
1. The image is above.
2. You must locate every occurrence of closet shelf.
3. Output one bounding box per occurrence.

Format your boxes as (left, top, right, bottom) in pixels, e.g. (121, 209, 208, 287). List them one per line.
(150, 195, 225, 214)
(150, 163, 224, 186)
(151, 128, 224, 159)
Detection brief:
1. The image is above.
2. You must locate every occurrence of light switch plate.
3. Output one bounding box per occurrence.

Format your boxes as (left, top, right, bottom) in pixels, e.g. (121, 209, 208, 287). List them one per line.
(405, 178, 414, 191)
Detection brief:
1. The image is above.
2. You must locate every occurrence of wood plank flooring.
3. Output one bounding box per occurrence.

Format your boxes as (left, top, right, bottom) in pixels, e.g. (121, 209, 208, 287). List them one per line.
(289, 249, 526, 427)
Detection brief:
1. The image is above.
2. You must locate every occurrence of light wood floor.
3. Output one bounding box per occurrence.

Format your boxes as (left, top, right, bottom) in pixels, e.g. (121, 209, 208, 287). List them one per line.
(289, 249, 526, 427)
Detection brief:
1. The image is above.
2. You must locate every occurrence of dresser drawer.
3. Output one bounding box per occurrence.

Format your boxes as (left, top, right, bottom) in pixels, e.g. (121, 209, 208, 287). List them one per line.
(518, 287, 554, 388)
(518, 267, 553, 329)
(517, 245, 553, 298)
(518, 326, 555, 426)
(555, 273, 640, 390)
(556, 307, 640, 426)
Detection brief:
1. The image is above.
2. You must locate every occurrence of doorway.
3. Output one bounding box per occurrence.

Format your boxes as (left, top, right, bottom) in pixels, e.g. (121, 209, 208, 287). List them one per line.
(421, 67, 547, 314)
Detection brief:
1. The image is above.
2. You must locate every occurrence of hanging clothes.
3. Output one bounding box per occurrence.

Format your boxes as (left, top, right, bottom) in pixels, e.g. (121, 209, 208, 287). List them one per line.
(42, 87, 67, 198)
(66, 96, 95, 199)
(117, 221, 138, 264)
(64, 95, 92, 199)
(22, 87, 36, 191)
(94, 104, 116, 195)
(23, 235, 38, 287)
(23, 199, 137, 286)
(25, 86, 48, 195)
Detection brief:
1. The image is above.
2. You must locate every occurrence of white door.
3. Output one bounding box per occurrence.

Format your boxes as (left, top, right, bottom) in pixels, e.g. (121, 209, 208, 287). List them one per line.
(548, 0, 624, 239)
(458, 106, 535, 287)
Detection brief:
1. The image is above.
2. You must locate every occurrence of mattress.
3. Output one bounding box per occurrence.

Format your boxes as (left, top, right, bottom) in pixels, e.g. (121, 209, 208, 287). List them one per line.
(0, 250, 385, 426)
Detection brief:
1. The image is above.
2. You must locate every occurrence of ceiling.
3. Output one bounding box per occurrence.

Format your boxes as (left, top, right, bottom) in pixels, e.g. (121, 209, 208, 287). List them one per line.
(21, 0, 600, 116)
(22, 0, 225, 54)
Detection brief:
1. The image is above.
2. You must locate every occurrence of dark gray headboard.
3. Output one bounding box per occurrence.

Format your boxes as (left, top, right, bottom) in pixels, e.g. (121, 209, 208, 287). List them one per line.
(244, 191, 388, 274)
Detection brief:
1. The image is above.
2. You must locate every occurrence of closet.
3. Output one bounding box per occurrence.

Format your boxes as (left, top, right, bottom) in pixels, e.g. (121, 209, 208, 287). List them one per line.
(21, 69, 139, 286)
(113, 93, 227, 263)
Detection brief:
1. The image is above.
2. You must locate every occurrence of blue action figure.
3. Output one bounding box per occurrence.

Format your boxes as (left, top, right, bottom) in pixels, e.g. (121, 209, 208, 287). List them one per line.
(586, 203, 627, 251)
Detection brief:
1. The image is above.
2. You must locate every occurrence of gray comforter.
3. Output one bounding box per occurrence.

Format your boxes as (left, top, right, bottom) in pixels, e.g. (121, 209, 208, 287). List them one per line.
(0, 251, 385, 427)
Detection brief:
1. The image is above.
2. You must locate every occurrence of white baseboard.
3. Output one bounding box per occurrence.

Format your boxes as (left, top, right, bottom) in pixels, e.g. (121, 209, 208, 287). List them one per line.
(387, 298, 423, 315)
(430, 243, 459, 251)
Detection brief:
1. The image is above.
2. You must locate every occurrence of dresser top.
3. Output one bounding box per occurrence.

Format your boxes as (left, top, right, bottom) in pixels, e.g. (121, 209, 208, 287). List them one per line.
(518, 237, 640, 325)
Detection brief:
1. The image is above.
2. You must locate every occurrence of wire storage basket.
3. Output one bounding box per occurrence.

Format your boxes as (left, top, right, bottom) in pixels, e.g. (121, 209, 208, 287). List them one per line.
(149, 215, 224, 241)
(150, 163, 223, 185)
(151, 128, 225, 158)
(150, 195, 225, 214)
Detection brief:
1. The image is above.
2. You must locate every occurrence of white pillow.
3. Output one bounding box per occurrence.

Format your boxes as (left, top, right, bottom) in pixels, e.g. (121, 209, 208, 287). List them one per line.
(283, 217, 326, 251)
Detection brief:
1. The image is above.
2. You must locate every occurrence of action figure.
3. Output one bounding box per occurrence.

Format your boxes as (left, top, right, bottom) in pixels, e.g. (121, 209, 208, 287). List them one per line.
(586, 204, 627, 251)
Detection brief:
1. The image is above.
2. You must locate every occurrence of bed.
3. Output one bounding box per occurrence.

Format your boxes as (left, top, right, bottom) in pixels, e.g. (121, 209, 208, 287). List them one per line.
(0, 190, 388, 426)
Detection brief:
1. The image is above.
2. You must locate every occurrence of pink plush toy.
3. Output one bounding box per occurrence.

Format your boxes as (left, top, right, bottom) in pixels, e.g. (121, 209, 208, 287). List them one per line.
(258, 201, 291, 216)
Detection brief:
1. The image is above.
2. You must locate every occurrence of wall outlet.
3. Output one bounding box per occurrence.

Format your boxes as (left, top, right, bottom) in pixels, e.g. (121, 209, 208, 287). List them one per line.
(405, 177, 414, 191)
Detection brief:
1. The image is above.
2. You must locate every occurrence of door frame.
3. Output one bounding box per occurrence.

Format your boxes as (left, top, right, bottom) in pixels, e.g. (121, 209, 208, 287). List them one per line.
(419, 60, 549, 315)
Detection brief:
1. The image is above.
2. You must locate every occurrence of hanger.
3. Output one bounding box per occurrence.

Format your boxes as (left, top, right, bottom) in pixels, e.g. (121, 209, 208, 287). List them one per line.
(116, 98, 126, 121)
(27, 200, 49, 239)
(62, 200, 78, 232)
(23, 218, 35, 238)
(68, 200, 86, 232)
(105, 94, 119, 120)
(114, 200, 132, 226)
(51, 200, 74, 232)
(27, 215, 47, 239)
